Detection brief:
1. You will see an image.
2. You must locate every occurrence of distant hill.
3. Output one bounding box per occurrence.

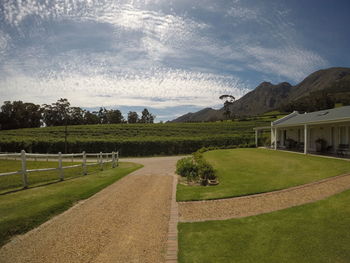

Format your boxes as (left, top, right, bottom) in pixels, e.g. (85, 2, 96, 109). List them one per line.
(171, 108, 222, 123)
(171, 67, 350, 122)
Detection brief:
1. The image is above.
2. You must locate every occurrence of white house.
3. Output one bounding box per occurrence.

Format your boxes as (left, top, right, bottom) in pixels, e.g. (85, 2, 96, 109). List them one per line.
(255, 106, 350, 155)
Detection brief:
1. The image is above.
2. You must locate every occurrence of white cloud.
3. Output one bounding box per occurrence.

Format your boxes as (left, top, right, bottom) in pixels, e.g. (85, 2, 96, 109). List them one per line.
(0, 67, 248, 109)
(0, 0, 331, 117)
(225, 6, 258, 21)
(243, 45, 327, 81)
(0, 30, 11, 61)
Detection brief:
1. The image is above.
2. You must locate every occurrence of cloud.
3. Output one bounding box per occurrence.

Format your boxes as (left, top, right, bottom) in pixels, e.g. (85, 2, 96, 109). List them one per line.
(0, 66, 248, 109)
(243, 45, 327, 81)
(0, 0, 332, 120)
(225, 5, 258, 21)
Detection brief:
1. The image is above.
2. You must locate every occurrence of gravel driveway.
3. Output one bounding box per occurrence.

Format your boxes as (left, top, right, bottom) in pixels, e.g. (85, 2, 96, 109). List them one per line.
(0, 156, 182, 263)
(179, 173, 350, 222)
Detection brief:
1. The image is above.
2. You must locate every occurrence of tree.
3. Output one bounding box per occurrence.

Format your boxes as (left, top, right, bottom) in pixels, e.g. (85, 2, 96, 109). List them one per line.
(84, 111, 100, 124)
(127, 111, 139, 123)
(140, 108, 155, 123)
(42, 98, 71, 126)
(97, 107, 108, 124)
(107, 109, 124, 124)
(0, 101, 42, 130)
(69, 107, 85, 125)
(219, 95, 235, 120)
(41, 98, 71, 153)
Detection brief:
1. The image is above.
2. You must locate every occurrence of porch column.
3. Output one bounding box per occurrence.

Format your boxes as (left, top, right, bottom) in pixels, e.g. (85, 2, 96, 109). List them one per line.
(255, 129, 258, 147)
(346, 126, 349, 144)
(271, 127, 274, 148)
(274, 128, 278, 150)
(304, 124, 308, 154)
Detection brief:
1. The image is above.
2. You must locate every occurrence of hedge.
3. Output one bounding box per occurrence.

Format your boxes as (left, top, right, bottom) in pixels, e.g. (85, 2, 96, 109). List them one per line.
(0, 135, 255, 156)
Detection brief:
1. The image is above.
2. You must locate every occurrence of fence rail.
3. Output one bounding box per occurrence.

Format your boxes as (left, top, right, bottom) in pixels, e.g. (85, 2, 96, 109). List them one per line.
(0, 150, 119, 189)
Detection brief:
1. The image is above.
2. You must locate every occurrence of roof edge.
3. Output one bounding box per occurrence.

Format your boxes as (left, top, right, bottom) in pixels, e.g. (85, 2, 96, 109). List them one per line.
(272, 116, 350, 128)
(272, 111, 299, 126)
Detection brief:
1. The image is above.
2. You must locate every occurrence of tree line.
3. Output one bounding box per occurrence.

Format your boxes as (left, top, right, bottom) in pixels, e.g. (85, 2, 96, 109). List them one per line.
(0, 98, 155, 130)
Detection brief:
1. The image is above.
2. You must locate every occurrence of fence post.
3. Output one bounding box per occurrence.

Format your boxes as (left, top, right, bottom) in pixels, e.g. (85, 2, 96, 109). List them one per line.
(21, 150, 28, 188)
(58, 152, 64, 181)
(46, 153, 48, 162)
(112, 152, 116, 168)
(71, 154, 74, 163)
(100, 152, 103, 171)
(116, 151, 119, 167)
(82, 151, 87, 175)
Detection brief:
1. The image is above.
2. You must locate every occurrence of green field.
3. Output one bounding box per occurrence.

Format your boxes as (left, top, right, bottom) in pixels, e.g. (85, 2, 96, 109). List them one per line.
(179, 188, 350, 263)
(0, 116, 279, 156)
(0, 161, 141, 246)
(0, 159, 113, 193)
(177, 148, 350, 201)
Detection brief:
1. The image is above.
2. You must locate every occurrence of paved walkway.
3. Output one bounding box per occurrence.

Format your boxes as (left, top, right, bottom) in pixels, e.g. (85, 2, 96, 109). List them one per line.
(179, 173, 350, 222)
(0, 156, 182, 263)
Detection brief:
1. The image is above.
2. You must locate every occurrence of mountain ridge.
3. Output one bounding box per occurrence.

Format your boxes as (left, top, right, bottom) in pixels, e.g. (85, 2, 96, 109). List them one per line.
(171, 67, 350, 122)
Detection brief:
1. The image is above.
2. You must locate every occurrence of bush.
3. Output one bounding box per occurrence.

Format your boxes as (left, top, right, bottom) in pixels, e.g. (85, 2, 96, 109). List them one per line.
(193, 151, 216, 185)
(176, 157, 198, 177)
(198, 161, 216, 186)
(176, 150, 217, 186)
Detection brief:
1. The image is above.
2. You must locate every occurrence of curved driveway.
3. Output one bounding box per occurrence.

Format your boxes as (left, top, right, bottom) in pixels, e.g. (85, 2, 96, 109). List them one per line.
(0, 156, 182, 263)
(179, 173, 350, 222)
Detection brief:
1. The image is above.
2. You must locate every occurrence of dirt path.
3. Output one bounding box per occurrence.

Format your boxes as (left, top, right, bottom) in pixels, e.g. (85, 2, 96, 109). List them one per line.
(0, 156, 182, 263)
(179, 173, 350, 222)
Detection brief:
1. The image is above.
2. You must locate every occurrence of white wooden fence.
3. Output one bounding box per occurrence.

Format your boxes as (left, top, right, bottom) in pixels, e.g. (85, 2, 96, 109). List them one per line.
(0, 150, 119, 189)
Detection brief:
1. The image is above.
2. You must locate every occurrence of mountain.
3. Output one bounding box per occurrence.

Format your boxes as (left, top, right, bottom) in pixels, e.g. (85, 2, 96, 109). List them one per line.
(171, 108, 222, 122)
(289, 67, 350, 100)
(224, 81, 292, 116)
(171, 67, 350, 122)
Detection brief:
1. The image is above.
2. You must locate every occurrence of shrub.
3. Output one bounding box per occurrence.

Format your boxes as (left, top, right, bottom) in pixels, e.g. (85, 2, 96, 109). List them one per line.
(176, 157, 198, 177)
(176, 150, 217, 186)
(198, 161, 216, 186)
(193, 151, 217, 185)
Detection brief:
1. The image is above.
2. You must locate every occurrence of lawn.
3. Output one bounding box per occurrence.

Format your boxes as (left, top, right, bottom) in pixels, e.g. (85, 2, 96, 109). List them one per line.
(177, 148, 350, 201)
(178, 188, 350, 263)
(0, 162, 142, 246)
(0, 159, 113, 193)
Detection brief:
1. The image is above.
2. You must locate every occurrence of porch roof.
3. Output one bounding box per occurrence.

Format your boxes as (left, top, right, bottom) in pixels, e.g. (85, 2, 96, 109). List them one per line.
(272, 106, 350, 127)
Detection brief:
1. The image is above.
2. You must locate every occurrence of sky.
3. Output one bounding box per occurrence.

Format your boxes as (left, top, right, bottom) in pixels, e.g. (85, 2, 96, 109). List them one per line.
(0, 0, 350, 121)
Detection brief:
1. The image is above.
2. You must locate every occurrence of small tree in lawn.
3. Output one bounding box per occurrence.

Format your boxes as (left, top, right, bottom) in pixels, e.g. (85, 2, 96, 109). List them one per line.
(219, 95, 235, 120)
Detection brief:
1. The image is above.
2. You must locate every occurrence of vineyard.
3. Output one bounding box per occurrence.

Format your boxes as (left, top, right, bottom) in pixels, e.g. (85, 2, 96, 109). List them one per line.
(0, 115, 280, 156)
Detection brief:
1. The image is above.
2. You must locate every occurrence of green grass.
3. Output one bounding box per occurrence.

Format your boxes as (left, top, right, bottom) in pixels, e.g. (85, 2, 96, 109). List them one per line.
(0, 162, 142, 246)
(0, 159, 113, 193)
(178, 189, 350, 263)
(177, 148, 350, 201)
